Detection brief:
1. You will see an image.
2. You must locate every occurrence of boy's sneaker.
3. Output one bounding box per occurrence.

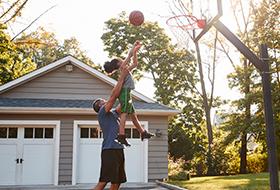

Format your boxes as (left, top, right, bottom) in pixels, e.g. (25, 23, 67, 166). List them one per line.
(141, 130, 155, 141)
(115, 134, 131, 147)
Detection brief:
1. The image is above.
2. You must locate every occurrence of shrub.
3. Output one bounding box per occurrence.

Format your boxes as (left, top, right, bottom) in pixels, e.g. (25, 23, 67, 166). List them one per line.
(169, 169, 191, 181)
(246, 152, 268, 173)
(168, 155, 191, 181)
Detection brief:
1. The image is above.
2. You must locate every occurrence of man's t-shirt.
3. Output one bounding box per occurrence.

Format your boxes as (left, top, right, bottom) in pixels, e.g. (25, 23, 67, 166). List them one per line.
(98, 105, 124, 150)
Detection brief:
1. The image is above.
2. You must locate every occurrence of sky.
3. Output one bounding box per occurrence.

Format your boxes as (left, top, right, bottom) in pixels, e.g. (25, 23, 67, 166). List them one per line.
(7, 0, 242, 111)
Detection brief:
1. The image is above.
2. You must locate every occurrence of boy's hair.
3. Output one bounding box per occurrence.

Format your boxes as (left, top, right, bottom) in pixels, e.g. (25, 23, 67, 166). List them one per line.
(104, 58, 120, 74)
(92, 98, 102, 113)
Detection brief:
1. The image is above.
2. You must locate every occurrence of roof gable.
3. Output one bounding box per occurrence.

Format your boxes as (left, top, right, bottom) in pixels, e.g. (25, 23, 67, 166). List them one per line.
(0, 55, 154, 103)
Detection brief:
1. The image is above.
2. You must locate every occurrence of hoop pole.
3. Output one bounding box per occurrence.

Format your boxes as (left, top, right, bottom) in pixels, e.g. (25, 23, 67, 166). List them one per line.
(260, 44, 279, 190)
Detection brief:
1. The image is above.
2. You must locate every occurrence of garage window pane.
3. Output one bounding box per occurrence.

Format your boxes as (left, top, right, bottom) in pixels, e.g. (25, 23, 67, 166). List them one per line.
(125, 128, 131, 138)
(35, 128, 43, 138)
(133, 129, 140, 138)
(25, 128, 33, 138)
(8, 128, 17, 138)
(45, 128, 53, 138)
(81, 128, 89, 138)
(100, 129, 103, 138)
(90, 128, 98, 138)
(0, 127, 7, 138)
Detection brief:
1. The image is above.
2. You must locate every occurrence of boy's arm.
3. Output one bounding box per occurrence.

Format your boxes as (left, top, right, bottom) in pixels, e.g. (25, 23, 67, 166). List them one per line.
(120, 41, 141, 69)
(128, 45, 141, 71)
(104, 67, 129, 113)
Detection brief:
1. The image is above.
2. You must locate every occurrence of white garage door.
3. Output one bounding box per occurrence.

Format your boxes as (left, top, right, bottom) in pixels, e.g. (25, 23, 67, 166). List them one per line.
(0, 126, 55, 185)
(75, 122, 148, 184)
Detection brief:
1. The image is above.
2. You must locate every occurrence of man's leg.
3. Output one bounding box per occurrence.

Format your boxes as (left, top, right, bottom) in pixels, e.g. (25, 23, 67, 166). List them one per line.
(109, 183, 121, 190)
(93, 182, 107, 190)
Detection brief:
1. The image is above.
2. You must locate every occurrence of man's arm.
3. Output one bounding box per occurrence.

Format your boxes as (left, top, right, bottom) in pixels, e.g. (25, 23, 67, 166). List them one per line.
(104, 66, 129, 113)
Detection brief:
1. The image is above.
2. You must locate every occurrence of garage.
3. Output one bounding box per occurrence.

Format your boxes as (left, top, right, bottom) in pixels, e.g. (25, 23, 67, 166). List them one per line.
(0, 121, 60, 185)
(72, 120, 148, 184)
(0, 56, 179, 184)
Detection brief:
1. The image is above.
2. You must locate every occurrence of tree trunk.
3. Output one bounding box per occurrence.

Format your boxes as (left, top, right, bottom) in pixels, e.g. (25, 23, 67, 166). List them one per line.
(195, 42, 213, 145)
(239, 131, 247, 174)
(240, 60, 251, 174)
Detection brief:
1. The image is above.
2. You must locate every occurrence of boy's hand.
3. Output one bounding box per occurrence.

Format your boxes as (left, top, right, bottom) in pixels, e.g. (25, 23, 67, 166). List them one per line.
(134, 41, 143, 52)
(134, 40, 143, 46)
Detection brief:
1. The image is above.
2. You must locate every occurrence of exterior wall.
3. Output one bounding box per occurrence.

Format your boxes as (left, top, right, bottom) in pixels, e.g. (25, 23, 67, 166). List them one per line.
(141, 116, 169, 181)
(0, 113, 168, 184)
(0, 64, 113, 100)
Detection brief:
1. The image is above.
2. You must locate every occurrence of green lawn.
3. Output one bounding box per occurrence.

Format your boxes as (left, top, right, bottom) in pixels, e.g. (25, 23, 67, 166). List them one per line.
(166, 172, 280, 190)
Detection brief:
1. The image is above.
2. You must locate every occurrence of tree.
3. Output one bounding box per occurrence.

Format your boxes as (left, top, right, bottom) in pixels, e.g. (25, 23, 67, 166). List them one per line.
(16, 27, 95, 68)
(168, 0, 229, 174)
(249, 0, 280, 166)
(219, 0, 280, 174)
(0, 23, 35, 85)
(0, 0, 29, 26)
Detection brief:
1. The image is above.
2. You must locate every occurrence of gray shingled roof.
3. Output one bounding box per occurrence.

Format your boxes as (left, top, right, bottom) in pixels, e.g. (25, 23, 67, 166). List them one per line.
(0, 98, 178, 111)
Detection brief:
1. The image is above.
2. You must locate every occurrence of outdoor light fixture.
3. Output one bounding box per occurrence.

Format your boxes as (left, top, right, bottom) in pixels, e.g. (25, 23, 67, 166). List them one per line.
(155, 129, 162, 137)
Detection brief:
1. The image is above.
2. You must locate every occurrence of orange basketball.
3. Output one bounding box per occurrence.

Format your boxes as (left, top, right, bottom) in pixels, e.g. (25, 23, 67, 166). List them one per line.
(129, 11, 144, 26)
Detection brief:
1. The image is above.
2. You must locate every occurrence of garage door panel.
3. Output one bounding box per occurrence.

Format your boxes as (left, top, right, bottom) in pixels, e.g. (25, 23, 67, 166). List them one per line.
(124, 140, 142, 182)
(76, 124, 147, 183)
(0, 144, 17, 185)
(77, 143, 101, 183)
(22, 144, 53, 184)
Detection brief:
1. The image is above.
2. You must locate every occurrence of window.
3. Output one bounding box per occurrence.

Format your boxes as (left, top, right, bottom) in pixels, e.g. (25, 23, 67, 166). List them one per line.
(125, 128, 140, 139)
(80, 127, 102, 138)
(79, 126, 140, 139)
(24, 127, 53, 139)
(45, 128, 53, 138)
(0, 127, 18, 138)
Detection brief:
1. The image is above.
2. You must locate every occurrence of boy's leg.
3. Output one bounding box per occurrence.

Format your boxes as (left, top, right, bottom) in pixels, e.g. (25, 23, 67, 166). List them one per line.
(130, 112, 144, 133)
(130, 113, 155, 141)
(115, 112, 131, 147)
(119, 112, 127, 135)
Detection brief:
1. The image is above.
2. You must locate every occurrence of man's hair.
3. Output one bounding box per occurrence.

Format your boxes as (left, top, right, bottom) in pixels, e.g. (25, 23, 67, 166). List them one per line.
(104, 58, 120, 74)
(92, 98, 102, 113)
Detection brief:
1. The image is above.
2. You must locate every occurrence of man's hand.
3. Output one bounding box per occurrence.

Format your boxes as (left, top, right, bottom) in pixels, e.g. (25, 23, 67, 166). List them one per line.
(119, 66, 129, 78)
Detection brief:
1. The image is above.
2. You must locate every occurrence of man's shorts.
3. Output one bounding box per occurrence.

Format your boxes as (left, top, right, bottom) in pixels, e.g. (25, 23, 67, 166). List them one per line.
(99, 149, 127, 184)
(118, 88, 135, 114)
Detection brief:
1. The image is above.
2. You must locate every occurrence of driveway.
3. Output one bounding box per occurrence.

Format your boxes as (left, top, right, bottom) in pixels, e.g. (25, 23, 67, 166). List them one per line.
(0, 182, 178, 190)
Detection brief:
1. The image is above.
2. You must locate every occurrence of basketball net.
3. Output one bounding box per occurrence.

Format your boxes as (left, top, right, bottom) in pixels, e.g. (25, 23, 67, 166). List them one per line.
(166, 15, 205, 50)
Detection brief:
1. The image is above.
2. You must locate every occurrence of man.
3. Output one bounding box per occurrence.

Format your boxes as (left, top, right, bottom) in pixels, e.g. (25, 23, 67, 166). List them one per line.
(92, 67, 129, 190)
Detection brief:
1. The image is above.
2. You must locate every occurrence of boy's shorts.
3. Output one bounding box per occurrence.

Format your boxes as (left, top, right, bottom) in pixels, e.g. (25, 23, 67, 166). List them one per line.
(118, 88, 135, 114)
(99, 149, 127, 184)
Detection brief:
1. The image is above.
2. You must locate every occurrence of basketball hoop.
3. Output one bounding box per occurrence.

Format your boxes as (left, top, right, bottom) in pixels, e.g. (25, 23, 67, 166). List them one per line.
(166, 15, 205, 49)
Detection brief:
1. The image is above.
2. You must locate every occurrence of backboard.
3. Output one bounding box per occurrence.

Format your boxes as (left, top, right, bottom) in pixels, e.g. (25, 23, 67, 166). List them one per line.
(192, 0, 223, 42)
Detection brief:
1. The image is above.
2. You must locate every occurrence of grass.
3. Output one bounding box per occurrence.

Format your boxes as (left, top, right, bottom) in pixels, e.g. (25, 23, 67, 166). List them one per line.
(166, 172, 280, 190)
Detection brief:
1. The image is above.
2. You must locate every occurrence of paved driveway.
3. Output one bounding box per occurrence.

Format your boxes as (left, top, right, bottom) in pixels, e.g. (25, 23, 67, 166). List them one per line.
(0, 182, 173, 190)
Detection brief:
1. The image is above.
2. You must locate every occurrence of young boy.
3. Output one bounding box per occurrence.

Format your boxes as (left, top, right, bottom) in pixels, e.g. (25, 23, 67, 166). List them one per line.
(104, 41, 154, 146)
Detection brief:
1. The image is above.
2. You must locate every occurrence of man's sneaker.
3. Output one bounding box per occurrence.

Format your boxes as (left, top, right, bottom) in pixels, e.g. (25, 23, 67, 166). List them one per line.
(141, 130, 155, 141)
(115, 134, 131, 147)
